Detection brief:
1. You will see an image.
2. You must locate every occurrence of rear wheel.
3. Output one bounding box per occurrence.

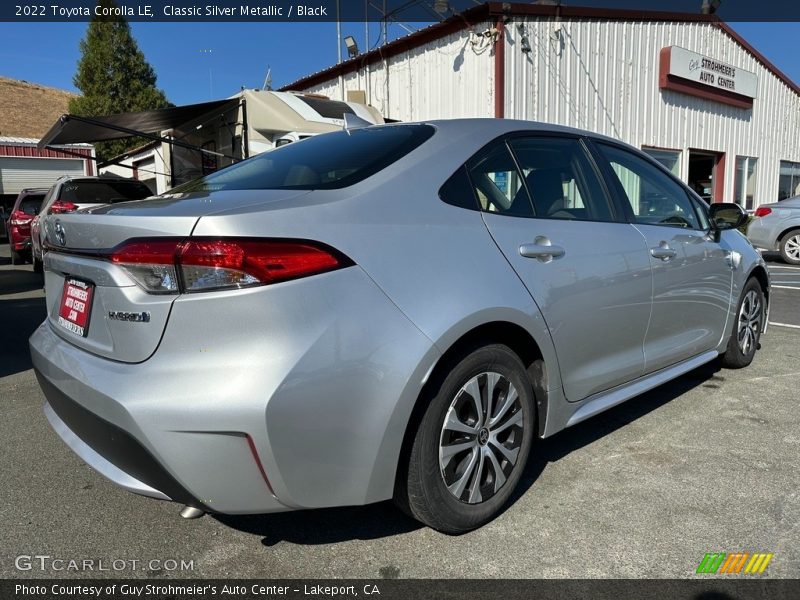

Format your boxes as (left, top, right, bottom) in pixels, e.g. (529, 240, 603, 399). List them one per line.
(32, 254, 43, 273)
(397, 344, 535, 534)
(779, 230, 800, 265)
(720, 278, 765, 369)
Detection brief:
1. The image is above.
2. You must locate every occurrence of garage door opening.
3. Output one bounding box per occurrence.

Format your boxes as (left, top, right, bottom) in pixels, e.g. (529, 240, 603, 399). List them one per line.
(689, 150, 725, 204)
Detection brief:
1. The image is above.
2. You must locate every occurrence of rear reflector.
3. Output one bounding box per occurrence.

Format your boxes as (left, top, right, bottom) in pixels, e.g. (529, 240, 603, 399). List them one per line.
(754, 207, 772, 218)
(108, 237, 351, 294)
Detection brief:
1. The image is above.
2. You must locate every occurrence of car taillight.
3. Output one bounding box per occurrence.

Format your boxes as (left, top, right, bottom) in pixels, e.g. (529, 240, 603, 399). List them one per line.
(754, 207, 772, 218)
(108, 238, 352, 294)
(9, 210, 32, 226)
(49, 200, 79, 214)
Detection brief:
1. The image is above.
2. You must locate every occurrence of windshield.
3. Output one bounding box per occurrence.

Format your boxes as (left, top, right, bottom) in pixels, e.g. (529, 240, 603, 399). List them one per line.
(170, 124, 435, 193)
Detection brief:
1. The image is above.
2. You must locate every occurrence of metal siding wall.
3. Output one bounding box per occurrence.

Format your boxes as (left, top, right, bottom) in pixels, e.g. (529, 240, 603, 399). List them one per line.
(0, 157, 84, 194)
(505, 18, 800, 206)
(301, 21, 495, 122)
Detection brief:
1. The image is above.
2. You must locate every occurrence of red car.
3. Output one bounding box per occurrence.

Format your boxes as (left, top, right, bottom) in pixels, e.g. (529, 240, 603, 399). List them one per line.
(6, 188, 47, 265)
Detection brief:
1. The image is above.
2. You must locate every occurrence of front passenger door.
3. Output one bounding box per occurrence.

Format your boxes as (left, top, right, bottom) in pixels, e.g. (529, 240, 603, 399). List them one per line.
(594, 142, 732, 373)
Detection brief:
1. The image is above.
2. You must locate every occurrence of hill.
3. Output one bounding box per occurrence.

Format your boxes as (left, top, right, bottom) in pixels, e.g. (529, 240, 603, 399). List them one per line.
(0, 76, 77, 139)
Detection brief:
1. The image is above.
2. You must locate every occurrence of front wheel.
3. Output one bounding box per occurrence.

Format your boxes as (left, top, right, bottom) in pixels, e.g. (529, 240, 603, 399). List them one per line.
(719, 278, 765, 369)
(397, 344, 535, 534)
(32, 254, 43, 273)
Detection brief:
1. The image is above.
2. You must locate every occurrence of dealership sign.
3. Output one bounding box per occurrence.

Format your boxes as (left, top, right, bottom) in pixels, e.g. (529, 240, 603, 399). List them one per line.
(659, 46, 758, 108)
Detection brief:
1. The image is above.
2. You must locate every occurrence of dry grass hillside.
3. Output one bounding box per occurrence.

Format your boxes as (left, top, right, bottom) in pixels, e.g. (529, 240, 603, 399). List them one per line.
(0, 76, 76, 139)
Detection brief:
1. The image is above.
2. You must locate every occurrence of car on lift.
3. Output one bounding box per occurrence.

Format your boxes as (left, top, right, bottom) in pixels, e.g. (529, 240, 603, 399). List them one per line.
(747, 196, 800, 264)
(30, 119, 769, 534)
(6, 188, 47, 265)
(30, 175, 152, 272)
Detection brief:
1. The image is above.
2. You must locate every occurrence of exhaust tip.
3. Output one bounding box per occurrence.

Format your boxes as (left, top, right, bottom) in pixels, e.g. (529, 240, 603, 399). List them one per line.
(180, 506, 205, 520)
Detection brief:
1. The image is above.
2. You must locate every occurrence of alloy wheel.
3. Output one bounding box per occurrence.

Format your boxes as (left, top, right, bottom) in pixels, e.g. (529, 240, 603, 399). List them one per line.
(438, 372, 524, 504)
(737, 289, 762, 356)
(785, 235, 800, 261)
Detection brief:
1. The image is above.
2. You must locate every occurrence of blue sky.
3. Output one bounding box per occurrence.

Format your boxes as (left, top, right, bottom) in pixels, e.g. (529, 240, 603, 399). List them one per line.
(0, 21, 797, 106)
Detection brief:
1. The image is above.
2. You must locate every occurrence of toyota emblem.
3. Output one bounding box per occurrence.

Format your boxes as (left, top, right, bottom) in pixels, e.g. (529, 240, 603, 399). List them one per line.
(54, 220, 66, 246)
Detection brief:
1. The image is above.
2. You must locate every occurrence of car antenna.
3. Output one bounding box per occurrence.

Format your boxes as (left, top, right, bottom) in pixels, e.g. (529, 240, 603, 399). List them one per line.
(343, 113, 371, 134)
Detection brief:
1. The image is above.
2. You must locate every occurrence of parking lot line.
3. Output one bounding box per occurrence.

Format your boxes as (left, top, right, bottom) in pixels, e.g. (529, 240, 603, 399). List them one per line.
(769, 321, 800, 329)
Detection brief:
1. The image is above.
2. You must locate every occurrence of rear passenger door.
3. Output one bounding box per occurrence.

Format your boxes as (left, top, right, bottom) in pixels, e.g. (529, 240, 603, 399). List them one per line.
(592, 142, 732, 373)
(475, 134, 653, 402)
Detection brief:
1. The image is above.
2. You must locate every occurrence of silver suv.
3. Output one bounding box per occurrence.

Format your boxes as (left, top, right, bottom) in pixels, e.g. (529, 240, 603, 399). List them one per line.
(30, 120, 768, 533)
(30, 175, 152, 272)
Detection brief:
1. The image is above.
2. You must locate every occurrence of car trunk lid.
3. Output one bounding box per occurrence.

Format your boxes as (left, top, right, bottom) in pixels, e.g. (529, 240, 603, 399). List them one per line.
(41, 190, 310, 363)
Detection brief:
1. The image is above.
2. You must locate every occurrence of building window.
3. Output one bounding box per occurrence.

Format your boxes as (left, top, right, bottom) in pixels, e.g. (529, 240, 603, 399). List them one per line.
(779, 161, 800, 201)
(642, 147, 681, 177)
(734, 156, 758, 210)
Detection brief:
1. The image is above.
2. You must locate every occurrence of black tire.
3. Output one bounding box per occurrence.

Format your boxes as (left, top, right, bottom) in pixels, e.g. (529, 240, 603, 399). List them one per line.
(779, 229, 800, 265)
(719, 278, 765, 369)
(10, 245, 22, 265)
(32, 254, 43, 274)
(396, 344, 535, 534)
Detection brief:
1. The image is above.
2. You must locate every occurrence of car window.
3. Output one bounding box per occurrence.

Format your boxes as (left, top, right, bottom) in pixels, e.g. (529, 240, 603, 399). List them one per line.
(19, 195, 44, 215)
(597, 143, 700, 229)
(467, 141, 532, 217)
(689, 194, 710, 230)
(59, 180, 152, 204)
(171, 125, 435, 192)
(509, 137, 614, 222)
(439, 166, 478, 210)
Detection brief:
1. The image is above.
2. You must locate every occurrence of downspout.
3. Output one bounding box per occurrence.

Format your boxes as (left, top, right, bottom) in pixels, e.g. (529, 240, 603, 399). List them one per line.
(494, 17, 505, 118)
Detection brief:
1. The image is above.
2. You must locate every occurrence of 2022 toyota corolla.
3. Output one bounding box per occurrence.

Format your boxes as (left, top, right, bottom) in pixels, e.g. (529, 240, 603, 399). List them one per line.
(30, 120, 769, 533)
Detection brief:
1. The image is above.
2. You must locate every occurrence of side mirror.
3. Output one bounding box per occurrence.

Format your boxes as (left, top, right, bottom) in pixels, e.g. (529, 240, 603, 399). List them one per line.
(708, 203, 747, 236)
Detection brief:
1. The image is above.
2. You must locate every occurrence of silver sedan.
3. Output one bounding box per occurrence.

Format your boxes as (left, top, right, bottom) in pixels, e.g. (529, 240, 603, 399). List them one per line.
(30, 119, 769, 533)
(747, 196, 800, 264)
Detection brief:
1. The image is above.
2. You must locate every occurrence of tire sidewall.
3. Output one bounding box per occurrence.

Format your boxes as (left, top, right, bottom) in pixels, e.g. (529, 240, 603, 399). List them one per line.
(413, 344, 535, 532)
(780, 231, 800, 265)
(724, 278, 765, 367)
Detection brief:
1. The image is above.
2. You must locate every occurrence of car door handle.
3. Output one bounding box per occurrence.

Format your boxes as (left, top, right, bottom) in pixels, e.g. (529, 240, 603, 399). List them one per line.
(519, 240, 566, 262)
(650, 243, 677, 261)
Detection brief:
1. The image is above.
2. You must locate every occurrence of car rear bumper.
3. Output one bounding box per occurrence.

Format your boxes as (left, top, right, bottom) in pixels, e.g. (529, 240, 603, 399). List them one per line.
(746, 219, 777, 251)
(10, 235, 31, 251)
(30, 266, 438, 514)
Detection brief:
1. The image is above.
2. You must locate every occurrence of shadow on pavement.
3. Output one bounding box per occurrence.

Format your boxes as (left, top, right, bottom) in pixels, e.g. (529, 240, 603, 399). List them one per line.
(217, 362, 720, 545)
(762, 251, 785, 264)
(0, 296, 47, 378)
(509, 361, 721, 509)
(0, 269, 43, 296)
(215, 499, 423, 547)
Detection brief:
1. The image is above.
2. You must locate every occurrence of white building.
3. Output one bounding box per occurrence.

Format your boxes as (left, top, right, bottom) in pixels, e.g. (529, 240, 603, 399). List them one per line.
(282, 3, 800, 209)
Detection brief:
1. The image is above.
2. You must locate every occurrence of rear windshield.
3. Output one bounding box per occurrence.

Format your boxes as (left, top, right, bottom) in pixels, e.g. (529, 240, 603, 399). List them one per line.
(18, 194, 44, 215)
(60, 180, 152, 204)
(171, 124, 435, 193)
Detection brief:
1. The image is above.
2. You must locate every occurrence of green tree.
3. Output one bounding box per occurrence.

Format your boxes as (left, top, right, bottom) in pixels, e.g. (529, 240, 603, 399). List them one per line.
(69, 0, 170, 161)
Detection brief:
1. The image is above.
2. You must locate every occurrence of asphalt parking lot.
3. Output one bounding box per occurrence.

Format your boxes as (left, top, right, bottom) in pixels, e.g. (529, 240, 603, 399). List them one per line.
(1, 244, 799, 579)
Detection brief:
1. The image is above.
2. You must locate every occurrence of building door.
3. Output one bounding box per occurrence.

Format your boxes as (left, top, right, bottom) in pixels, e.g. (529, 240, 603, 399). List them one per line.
(688, 150, 724, 204)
